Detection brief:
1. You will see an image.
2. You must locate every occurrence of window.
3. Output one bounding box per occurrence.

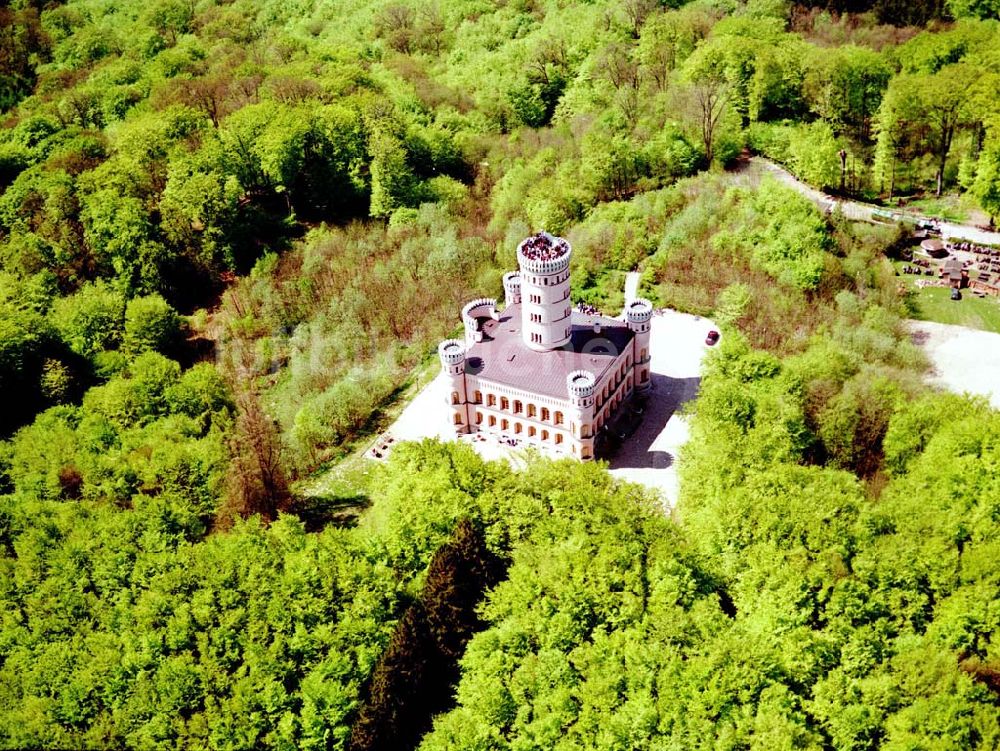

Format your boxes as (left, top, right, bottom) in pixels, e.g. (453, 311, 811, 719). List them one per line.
(487, 394, 496, 407)
(541, 407, 550, 422)
(641, 348, 647, 361)
(501, 418, 509, 431)
(453, 413, 462, 425)
(514, 400, 522, 413)
(581, 424, 590, 437)
(527, 404, 537, 418)
(515, 422, 522, 434)
(555, 434, 563, 445)
(501, 397, 509, 411)
(542, 430, 549, 441)
(531, 313, 541, 323)
(489, 415, 496, 427)
(529, 426, 536, 437)
(474, 390, 482, 404)
(451, 391, 459, 405)
(476, 411, 483, 425)
(642, 370, 649, 383)
(555, 411, 563, 425)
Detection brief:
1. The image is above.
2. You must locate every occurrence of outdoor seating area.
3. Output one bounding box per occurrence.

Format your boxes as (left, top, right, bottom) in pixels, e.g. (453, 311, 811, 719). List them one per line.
(367, 433, 396, 460)
(901, 261, 935, 276)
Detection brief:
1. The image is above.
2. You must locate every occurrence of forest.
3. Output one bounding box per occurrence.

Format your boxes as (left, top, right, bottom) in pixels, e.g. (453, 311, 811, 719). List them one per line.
(1, 0, 1000, 748)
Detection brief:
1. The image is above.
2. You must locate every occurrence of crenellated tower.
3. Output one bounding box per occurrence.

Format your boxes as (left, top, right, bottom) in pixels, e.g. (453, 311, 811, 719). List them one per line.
(566, 370, 597, 460)
(625, 297, 653, 391)
(502, 271, 521, 308)
(461, 298, 498, 348)
(438, 339, 470, 432)
(517, 232, 572, 351)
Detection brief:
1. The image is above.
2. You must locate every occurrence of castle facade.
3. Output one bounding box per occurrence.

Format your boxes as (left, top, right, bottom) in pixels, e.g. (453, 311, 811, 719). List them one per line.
(438, 232, 653, 460)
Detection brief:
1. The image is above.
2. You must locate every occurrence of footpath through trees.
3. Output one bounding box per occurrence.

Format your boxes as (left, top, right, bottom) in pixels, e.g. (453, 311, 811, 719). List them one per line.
(747, 157, 1000, 246)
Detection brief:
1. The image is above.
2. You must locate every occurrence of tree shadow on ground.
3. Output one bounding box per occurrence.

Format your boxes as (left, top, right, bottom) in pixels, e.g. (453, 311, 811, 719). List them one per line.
(289, 494, 371, 531)
(608, 374, 702, 470)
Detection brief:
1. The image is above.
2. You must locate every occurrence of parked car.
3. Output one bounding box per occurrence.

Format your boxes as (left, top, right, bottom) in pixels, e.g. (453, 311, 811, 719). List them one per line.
(950, 288, 961, 301)
(705, 330, 720, 345)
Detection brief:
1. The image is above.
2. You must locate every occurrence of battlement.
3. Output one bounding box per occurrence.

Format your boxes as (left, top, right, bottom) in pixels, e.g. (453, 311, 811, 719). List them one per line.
(517, 231, 571, 275)
(625, 298, 654, 324)
(566, 369, 597, 399)
(461, 298, 499, 346)
(438, 338, 466, 366)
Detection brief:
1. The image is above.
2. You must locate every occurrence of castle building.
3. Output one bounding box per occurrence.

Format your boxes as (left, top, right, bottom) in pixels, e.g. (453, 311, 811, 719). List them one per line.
(438, 231, 653, 460)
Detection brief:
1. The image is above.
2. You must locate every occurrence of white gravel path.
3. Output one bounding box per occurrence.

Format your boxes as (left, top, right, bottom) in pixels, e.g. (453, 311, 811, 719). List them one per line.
(907, 320, 1000, 409)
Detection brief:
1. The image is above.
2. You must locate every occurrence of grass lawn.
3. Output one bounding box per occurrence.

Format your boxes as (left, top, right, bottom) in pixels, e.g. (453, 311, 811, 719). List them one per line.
(894, 262, 1000, 333)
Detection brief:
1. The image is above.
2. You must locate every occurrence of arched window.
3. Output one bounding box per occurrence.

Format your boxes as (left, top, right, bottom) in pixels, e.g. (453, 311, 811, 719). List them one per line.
(489, 415, 496, 427)
(476, 412, 483, 425)
(541, 407, 550, 422)
(487, 394, 496, 407)
(527, 404, 537, 418)
(501, 418, 509, 431)
(555, 434, 563, 445)
(501, 397, 509, 411)
(641, 348, 647, 361)
(529, 426, 536, 437)
(514, 400, 523, 413)
(642, 370, 649, 383)
(451, 392, 460, 405)
(555, 411, 564, 425)
(474, 390, 482, 404)
(453, 413, 462, 425)
(541, 430, 549, 441)
(514, 422, 522, 434)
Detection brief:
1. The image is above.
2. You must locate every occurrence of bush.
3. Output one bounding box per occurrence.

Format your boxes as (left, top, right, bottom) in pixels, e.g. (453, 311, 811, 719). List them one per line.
(124, 293, 180, 356)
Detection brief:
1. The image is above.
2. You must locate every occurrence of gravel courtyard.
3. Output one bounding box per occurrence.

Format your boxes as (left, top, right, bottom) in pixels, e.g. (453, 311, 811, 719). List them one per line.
(908, 320, 1000, 409)
(381, 307, 717, 509)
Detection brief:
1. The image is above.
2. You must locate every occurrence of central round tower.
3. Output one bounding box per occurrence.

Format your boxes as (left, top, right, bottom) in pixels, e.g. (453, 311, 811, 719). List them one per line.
(516, 231, 572, 351)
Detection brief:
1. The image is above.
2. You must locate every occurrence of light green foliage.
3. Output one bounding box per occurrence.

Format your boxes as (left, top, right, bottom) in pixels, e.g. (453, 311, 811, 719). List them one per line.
(947, 0, 1000, 18)
(803, 45, 891, 139)
(123, 293, 180, 356)
(787, 121, 842, 190)
(722, 177, 829, 290)
(49, 281, 125, 359)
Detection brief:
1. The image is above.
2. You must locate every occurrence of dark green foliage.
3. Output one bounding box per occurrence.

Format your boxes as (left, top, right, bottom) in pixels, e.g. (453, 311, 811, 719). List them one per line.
(349, 519, 506, 751)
